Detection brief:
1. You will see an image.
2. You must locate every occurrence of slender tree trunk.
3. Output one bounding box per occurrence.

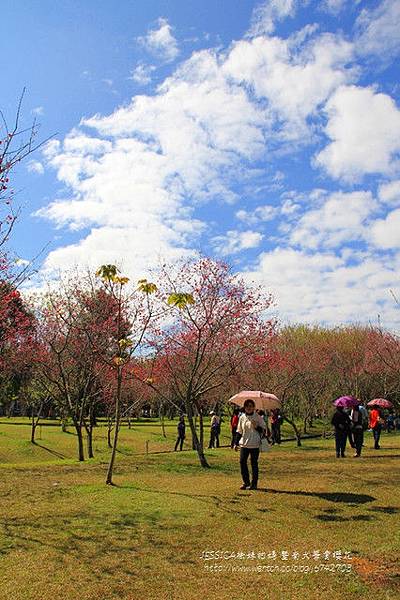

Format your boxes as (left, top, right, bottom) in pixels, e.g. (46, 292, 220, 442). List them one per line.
(106, 366, 122, 485)
(160, 404, 166, 438)
(31, 412, 40, 443)
(73, 420, 85, 461)
(87, 427, 94, 458)
(107, 416, 113, 448)
(284, 416, 302, 447)
(199, 408, 204, 450)
(186, 399, 209, 468)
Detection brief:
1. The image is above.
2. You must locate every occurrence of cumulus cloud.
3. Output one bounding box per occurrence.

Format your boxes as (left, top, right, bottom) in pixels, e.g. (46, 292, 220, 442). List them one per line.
(35, 8, 400, 327)
(213, 230, 264, 255)
(236, 205, 278, 225)
(130, 63, 156, 85)
(290, 190, 378, 249)
(244, 247, 400, 325)
(248, 0, 296, 36)
(321, 0, 349, 15)
(138, 17, 180, 62)
(378, 179, 400, 207)
(355, 0, 400, 62)
(315, 85, 400, 181)
(223, 31, 355, 142)
(370, 209, 400, 249)
(27, 160, 44, 175)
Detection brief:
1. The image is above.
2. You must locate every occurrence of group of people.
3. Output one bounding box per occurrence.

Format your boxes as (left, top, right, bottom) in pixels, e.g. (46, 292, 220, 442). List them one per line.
(331, 403, 388, 458)
(173, 400, 397, 490)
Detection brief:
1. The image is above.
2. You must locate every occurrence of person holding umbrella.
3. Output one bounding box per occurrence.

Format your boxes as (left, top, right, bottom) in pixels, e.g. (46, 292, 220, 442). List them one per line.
(234, 399, 266, 490)
(367, 399, 393, 449)
(332, 396, 355, 458)
(229, 391, 280, 490)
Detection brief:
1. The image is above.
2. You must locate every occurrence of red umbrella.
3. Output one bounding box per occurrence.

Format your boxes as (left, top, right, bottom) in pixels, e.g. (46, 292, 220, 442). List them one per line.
(367, 398, 393, 409)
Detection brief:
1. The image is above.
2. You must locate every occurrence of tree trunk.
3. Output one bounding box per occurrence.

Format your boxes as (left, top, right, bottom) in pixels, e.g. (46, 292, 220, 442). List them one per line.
(106, 366, 122, 485)
(303, 416, 308, 434)
(31, 413, 37, 443)
(284, 416, 302, 447)
(160, 404, 166, 438)
(73, 420, 85, 461)
(199, 408, 204, 450)
(186, 399, 210, 468)
(107, 417, 113, 448)
(87, 427, 94, 458)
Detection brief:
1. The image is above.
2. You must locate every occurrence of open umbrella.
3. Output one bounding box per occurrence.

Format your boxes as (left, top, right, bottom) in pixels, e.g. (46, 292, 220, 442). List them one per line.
(333, 396, 360, 409)
(367, 398, 393, 409)
(228, 390, 281, 411)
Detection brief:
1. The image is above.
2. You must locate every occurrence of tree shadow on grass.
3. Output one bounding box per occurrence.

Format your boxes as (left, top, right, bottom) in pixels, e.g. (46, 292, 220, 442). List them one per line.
(259, 488, 376, 504)
(367, 506, 400, 514)
(32, 442, 65, 459)
(363, 454, 400, 459)
(315, 514, 375, 522)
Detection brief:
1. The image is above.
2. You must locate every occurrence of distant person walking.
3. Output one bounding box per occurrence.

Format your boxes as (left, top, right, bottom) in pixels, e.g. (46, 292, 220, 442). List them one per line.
(369, 407, 382, 449)
(208, 411, 221, 448)
(234, 399, 266, 490)
(270, 409, 282, 445)
(174, 416, 186, 451)
(350, 405, 364, 457)
(331, 405, 351, 458)
(230, 408, 240, 449)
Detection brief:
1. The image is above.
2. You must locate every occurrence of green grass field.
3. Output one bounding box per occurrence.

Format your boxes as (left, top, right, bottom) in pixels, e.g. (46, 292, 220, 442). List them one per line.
(0, 418, 399, 600)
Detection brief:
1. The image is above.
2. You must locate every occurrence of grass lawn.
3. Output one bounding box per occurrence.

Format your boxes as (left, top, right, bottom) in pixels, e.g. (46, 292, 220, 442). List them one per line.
(0, 418, 399, 600)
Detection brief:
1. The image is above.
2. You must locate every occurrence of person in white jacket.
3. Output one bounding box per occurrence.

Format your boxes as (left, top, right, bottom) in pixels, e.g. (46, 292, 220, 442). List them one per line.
(234, 399, 266, 490)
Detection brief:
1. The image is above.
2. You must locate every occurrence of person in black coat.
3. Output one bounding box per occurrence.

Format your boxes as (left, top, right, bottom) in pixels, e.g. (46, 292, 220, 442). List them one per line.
(331, 406, 351, 458)
(174, 415, 186, 451)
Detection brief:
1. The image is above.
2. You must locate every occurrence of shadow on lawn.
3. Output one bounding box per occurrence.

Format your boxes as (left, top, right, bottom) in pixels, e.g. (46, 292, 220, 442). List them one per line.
(261, 488, 376, 504)
(32, 442, 65, 459)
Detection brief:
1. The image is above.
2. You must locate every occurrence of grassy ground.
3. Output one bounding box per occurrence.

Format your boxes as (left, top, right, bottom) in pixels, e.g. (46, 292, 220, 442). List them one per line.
(0, 418, 399, 600)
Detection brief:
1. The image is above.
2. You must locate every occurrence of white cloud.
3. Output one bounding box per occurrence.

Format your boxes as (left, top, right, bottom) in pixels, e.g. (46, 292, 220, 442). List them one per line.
(321, 0, 349, 15)
(315, 85, 400, 181)
(370, 209, 400, 249)
(213, 230, 264, 255)
(290, 190, 378, 249)
(138, 17, 179, 62)
(236, 205, 278, 225)
(131, 63, 156, 85)
(248, 0, 296, 36)
(355, 0, 400, 62)
(223, 31, 355, 142)
(27, 160, 44, 175)
(378, 180, 400, 207)
(31, 106, 44, 116)
(244, 247, 400, 325)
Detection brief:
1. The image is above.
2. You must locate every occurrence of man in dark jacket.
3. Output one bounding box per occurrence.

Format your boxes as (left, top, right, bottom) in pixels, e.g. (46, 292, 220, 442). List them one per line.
(331, 406, 351, 458)
(174, 416, 186, 451)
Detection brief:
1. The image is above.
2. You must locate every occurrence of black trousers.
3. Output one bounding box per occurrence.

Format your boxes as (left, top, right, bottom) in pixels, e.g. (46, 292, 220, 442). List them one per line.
(271, 423, 281, 444)
(373, 425, 382, 449)
(209, 429, 220, 448)
(174, 435, 184, 451)
(335, 430, 347, 456)
(230, 427, 237, 448)
(353, 428, 363, 455)
(240, 447, 260, 486)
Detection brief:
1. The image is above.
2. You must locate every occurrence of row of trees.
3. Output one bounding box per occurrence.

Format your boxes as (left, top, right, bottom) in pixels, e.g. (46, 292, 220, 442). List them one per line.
(2, 256, 400, 475)
(1, 95, 399, 483)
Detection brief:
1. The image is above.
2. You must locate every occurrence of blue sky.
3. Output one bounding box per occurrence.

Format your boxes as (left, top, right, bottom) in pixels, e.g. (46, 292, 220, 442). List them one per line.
(2, 0, 400, 327)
